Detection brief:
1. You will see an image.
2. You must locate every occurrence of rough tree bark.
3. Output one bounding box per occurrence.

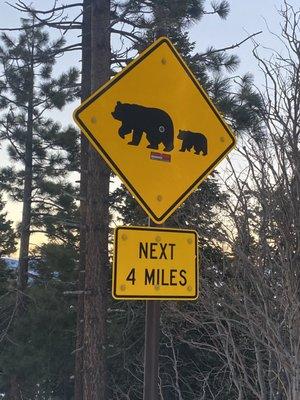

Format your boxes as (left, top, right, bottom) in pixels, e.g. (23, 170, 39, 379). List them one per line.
(74, 1, 91, 399)
(17, 31, 34, 310)
(83, 0, 111, 399)
(9, 25, 35, 400)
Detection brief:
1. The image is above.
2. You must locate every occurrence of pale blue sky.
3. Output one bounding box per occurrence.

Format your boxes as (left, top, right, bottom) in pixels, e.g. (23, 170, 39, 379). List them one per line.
(1, 0, 296, 113)
(190, 0, 293, 79)
(1, 0, 296, 125)
(1, 0, 296, 73)
(0, 0, 298, 231)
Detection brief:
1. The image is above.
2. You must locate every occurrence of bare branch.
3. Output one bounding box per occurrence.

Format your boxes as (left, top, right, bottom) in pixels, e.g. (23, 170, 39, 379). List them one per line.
(200, 31, 262, 57)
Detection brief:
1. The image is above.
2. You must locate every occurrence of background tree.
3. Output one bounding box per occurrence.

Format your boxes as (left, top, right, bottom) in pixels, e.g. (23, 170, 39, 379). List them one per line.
(0, 17, 79, 309)
(0, 1, 270, 399)
(0, 193, 16, 311)
(0, 194, 17, 260)
(171, 2, 300, 399)
(6, 5, 263, 398)
(108, 1, 263, 399)
(0, 241, 78, 399)
(0, 16, 79, 399)
(0, 195, 18, 398)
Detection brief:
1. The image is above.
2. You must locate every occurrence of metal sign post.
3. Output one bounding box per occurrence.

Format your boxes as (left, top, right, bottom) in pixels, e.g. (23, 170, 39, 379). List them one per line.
(112, 223, 198, 399)
(143, 300, 161, 400)
(144, 219, 160, 400)
(113, 225, 198, 398)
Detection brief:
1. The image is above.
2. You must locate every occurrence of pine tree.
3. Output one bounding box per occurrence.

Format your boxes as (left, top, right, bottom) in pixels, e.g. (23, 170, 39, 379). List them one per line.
(0, 17, 79, 309)
(0, 195, 17, 396)
(0, 241, 77, 399)
(0, 193, 16, 303)
(0, 17, 79, 399)
(0, 194, 16, 260)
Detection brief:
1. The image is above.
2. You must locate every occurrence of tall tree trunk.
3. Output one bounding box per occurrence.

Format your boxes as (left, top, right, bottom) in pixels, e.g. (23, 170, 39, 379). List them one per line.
(17, 58, 34, 311)
(83, 0, 111, 399)
(11, 26, 35, 400)
(154, 2, 168, 38)
(74, 0, 91, 399)
(8, 375, 21, 400)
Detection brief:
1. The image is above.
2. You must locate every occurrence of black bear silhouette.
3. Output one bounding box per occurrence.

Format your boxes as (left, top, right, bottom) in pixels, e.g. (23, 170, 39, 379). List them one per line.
(177, 130, 208, 155)
(111, 101, 174, 152)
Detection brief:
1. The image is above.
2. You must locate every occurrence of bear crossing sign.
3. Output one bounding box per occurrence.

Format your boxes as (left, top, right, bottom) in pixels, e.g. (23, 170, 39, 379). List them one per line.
(73, 37, 236, 223)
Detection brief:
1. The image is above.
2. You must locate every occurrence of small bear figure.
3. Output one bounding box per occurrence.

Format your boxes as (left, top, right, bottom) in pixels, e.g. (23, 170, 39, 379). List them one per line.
(177, 130, 208, 155)
(111, 101, 174, 152)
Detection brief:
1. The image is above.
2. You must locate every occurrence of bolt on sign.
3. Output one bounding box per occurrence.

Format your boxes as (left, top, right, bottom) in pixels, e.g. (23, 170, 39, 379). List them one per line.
(73, 37, 236, 224)
(113, 226, 198, 300)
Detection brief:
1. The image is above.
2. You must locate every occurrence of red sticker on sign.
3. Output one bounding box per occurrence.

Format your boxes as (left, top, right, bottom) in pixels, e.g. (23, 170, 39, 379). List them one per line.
(150, 152, 171, 162)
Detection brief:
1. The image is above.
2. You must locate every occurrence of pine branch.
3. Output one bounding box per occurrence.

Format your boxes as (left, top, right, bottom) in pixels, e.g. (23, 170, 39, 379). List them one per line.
(0, 120, 25, 160)
(111, 15, 149, 30)
(31, 199, 65, 211)
(0, 22, 81, 32)
(200, 31, 263, 57)
(62, 10, 83, 35)
(2, 1, 83, 32)
(58, 43, 82, 52)
(0, 94, 25, 109)
(111, 28, 144, 44)
(110, 1, 147, 29)
(0, 21, 45, 31)
(64, 290, 91, 296)
(12, 1, 83, 14)
(29, 229, 69, 243)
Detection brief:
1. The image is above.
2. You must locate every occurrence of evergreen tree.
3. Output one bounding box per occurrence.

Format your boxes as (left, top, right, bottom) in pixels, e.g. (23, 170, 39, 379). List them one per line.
(0, 193, 16, 302)
(0, 17, 79, 307)
(0, 195, 17, 396)
(0, 242, 77, 399)
(0, 17, 79, 399)
(0, 194, 16, 260)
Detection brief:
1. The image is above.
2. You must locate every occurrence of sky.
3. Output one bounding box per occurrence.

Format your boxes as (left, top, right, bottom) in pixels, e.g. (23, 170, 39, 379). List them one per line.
(0, 0, 298, 252)
(1, 0, 296, 77)
(190, 0, 293, 80)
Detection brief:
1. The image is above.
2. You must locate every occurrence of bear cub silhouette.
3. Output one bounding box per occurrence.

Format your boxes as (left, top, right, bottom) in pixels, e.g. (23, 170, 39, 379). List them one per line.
(177, 130, 207, 155)
(111, 101, 174, 152)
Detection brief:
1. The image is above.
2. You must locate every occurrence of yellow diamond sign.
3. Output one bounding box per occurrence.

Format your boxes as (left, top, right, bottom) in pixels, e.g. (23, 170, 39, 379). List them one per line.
(73, 37, 235, 223)
(113, 226, 198, 300)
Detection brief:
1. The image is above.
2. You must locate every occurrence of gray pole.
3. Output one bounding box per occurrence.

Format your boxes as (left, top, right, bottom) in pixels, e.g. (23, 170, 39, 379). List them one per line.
(143, 4, 167, 395)
(143, 216, 162, 400)
(143, 300, 161, 400)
